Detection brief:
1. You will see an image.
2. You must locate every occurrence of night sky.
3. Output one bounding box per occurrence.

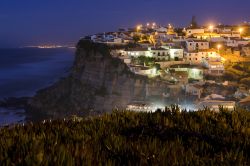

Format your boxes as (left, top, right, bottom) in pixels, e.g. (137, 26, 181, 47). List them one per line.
(0, 0, 250, 48)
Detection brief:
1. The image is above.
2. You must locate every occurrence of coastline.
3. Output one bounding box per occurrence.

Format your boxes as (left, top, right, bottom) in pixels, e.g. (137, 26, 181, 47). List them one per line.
(0, 47, 75, 125)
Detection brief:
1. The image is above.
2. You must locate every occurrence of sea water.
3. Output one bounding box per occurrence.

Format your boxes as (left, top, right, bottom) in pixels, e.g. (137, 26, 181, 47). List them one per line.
(0, 48, 74, 125)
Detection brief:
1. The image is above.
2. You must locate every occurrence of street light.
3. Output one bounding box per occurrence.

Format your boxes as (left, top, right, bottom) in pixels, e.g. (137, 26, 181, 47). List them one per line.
(168, 23, 172, 29)
(137, 25, 141, 32)
(239, 28, 244, 39)
(239, 28, 243, 34)
(152, 22, 156, 28)
(209, 25, 214, 39)
(209, 25, 214, 32)
(217, 44, 222, 54)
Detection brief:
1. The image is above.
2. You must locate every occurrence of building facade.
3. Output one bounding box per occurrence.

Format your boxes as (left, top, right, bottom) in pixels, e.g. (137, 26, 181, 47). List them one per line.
(186, 39, 210, 51)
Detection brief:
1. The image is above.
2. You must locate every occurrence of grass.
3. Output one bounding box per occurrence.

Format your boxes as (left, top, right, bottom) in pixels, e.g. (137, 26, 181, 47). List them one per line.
(1, 106, 250, 165)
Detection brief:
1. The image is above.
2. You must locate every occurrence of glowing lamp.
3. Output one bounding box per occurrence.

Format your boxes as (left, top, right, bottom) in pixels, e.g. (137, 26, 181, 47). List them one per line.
(209, 25, 214, 31)
(136, 25, 141, 32)
(239, 28, 243, 34)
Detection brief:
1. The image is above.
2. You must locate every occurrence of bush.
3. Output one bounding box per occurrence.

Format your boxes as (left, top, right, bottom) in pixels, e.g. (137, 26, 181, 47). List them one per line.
(1, 107, 250, 165)
(77, 39, 110, 57)
(240, 77, 250, 87)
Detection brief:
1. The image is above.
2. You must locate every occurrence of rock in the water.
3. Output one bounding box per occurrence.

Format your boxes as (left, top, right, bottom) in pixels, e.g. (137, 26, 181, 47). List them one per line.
(0, 97, 30, 109)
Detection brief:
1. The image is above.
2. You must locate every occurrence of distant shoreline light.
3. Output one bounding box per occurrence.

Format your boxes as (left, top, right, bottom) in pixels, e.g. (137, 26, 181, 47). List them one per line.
(21, 45, 75, 49)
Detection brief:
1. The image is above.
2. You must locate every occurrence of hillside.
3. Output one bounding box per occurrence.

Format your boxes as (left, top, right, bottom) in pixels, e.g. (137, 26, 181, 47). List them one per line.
(1, 107, 250, 165)
(27, 40, 168, 119)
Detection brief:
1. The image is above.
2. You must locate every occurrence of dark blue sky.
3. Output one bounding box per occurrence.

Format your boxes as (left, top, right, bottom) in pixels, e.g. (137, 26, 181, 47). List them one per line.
(0, 0, 250, 47)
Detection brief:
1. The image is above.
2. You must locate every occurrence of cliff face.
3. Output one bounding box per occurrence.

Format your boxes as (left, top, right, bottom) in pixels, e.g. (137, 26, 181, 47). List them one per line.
(28, 40, 168, 118)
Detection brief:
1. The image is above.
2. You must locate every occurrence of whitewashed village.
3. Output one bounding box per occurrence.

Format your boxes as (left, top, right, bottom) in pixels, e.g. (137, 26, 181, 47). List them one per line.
(83, 17, 250, 112)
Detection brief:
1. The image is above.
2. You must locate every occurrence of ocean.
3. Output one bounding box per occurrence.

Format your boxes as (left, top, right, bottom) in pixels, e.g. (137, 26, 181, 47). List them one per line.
(0, 48, 75, 126)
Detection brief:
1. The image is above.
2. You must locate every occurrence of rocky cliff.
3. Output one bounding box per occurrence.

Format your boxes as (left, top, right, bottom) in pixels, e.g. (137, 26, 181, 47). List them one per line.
(27, 40, 168, 118)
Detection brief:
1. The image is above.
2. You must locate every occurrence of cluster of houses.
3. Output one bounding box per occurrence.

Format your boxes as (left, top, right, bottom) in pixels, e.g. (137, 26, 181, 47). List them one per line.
(84, 21, 250, 111)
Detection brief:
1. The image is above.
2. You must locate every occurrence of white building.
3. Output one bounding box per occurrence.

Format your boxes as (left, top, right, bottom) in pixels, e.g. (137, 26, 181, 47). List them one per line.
(197, 100, 236, 111)
(169, 64, 204, 81)
(90, 33, 125, 45)
(225, 38, 249, 47)
(185, 84, 203, 99)
(241, 44, 250, 57)
(217, 27, 232, 33)
(210, 37, 226, 42)
(126, 48, 150, 57)
(203, 61, 225, 76)
(126, 47, 181, 61)
(220, 32, 241, 38)
(129, 65, 158, 76)
(186, 28, 205, 37)
(126, 101, 155, 112)
(169, 48, 184, 61)
(150, 48, 170, 61)
(185, 50, 221, 65)
(186, 39, 209, 52)
(155, 27, 167, 32)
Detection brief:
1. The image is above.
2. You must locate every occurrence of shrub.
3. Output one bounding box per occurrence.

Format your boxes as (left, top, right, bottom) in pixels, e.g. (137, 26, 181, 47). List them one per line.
(1, 107, 250, 165)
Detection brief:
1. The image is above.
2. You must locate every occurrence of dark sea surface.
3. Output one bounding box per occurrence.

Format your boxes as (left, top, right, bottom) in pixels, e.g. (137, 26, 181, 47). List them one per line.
(0, 48, 75, 126)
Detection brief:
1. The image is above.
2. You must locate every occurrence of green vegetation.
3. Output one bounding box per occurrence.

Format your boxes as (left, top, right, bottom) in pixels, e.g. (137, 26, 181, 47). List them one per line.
(109, 43, 139, 50)
(132, 56, 162, 72)
(240, 77, 250, 86)
(153, 63, 161, 71)
(77, 39, 110, 57)
(132, 56, 156, 66)
(1, 107, 250, 165)
(132, 35, 141, 44)
(175, 28, 186, 36)
(224, 62, 250, 87)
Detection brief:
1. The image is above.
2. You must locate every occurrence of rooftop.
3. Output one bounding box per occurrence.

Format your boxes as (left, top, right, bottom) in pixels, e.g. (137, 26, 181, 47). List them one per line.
(186, 39, 209, 42)
(186, 49, 218, 53)
(170, 64, 205, 69)
(126, 48, 148, 51)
